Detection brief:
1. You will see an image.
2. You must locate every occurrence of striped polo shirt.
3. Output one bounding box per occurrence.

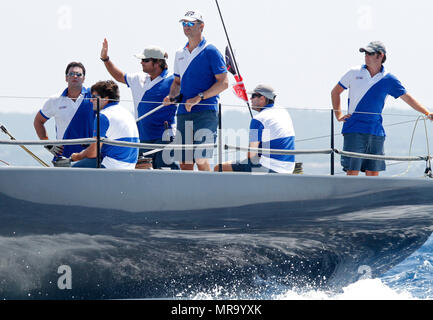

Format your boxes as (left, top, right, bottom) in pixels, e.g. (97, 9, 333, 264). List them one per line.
(249, 104, 296, 174)
(338, 65, 407, 136)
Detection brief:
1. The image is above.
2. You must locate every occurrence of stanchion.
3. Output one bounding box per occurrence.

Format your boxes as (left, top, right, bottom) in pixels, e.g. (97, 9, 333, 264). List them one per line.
(218, 103, 223, 172)
(331, 109, 335, 176)
(96, 97, 101, 169)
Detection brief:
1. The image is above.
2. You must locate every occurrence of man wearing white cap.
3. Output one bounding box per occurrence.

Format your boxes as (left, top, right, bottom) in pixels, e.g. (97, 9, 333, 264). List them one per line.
(100, 39, 179, 170)
(331, 41, 433, 176)
(215, 85, 296, 174)
(163, 10, 228, 171)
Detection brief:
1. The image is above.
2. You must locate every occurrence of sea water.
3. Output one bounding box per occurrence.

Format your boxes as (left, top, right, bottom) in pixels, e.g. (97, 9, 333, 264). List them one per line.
(1, 108, 432, 300)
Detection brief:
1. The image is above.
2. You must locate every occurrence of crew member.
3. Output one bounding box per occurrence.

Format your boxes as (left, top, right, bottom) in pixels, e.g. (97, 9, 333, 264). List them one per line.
(331, 41, 433, 176)
(164, 10, 228, 171)
(34, 62, 94, 159)
(100, 39, 178, 169)
(215, 85, 296, 174)
(71, 80, 139, 169)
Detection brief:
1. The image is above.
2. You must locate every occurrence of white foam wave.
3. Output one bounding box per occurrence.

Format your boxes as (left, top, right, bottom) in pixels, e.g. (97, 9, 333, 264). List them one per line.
(272, 278, 416, 300)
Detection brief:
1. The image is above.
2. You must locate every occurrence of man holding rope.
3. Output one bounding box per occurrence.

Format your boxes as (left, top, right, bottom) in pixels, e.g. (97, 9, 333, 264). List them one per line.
(33, 61, 94, 159)
(163, 10, 228, 171)
(331, 41, 433, 176)
(100, 39, 179, 170)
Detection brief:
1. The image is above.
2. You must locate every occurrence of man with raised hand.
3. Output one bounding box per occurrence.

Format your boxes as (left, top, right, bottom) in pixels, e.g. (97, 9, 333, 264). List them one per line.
(100, 39, 179, 170)
(331, 41, 433, 176)
(164, 10, 228, 171)
(34, 62, 94, 159)
(215, 85, 296, 174)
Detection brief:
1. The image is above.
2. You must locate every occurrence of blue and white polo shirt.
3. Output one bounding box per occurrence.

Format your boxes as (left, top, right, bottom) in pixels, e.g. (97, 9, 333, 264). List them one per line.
(338, 65, 407, 136)
(124, 69, 177, 141)
(96, 102, 139, 169)
(39, 87, 94, 158)
(173, 38, 227, 114)
(249, 104, 296, 174)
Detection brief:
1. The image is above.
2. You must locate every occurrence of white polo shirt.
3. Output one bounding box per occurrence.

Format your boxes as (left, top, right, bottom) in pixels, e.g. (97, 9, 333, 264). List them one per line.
(97, 102, 139, 169)
(249, 104, 296, 174)
(124, 69, 177, 141)
(338, 65, 406, 136)
(173, 38, 227, 114)
(39, 87, 94, 157)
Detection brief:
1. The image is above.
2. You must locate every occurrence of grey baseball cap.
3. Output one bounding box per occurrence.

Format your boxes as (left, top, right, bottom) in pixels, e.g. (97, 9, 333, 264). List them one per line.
(248, 84, 277, 100)
(179, 10, 204, 22)
(134, 46, 168, 60)
(359, 41, 387, 54)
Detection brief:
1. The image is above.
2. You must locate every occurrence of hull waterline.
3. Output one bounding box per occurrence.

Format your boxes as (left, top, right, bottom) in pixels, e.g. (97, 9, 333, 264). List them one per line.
(0, 167, 432, 299)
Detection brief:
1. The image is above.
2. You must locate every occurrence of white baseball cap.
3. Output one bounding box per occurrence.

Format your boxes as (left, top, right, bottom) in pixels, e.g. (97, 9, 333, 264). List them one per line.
(179, 10, 204, 22)
(134, 46, 167, 60)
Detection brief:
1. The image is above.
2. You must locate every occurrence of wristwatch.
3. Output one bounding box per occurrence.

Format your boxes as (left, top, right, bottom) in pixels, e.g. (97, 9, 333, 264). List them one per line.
(198, 92, 204, 101)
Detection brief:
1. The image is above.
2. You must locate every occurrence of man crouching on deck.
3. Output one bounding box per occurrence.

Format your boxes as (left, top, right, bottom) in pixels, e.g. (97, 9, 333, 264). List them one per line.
(70, 80, 139, 169)
(215, 85, 296, 174)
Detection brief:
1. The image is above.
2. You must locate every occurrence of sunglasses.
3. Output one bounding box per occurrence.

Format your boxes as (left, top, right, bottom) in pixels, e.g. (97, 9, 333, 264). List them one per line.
(251, 93, 263, 99)
(141, 58, 153, 63)
(90, 94, 101, 99)
(67, 72, 83, 77)
(365, 52, 378, 56)
(181, 21, 199, 27)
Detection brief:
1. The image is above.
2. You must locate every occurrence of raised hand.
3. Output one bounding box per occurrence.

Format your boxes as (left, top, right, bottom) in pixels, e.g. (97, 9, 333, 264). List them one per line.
(101, 38, 109, 60)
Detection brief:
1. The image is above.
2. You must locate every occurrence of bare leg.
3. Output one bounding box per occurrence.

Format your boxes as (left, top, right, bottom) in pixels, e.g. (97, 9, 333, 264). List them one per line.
(213, 162, 233, 172)
(180, 162, 194, 171)
(346, 170, 360, 176)
(365, 170, 379, 176)
(195, 158, 211, 171)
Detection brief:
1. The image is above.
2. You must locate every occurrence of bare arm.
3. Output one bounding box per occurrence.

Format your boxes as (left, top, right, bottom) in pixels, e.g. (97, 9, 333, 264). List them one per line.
(163, 76, 181, 105)
(71, 141, 99, 161)
(185, 72, 229, 112)
(101, 38, 126, 84)
(33, 112, 49, 140)
(400, 93, 433, 120)
(248, 141, 260, 159)
(331, 83, 351, 122)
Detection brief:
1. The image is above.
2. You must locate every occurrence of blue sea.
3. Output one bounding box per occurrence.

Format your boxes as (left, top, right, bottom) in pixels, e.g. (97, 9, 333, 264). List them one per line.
(1, 107, 432, 300)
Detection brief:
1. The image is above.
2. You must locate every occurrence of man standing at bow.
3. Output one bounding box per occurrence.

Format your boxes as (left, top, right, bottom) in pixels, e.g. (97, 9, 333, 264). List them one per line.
(164, 10, 228, 171)
(331, 41, 433, 176)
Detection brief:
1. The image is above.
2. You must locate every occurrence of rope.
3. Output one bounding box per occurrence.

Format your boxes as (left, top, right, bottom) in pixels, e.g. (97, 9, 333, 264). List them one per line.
(0, 138, 216, 150)
(102, 139, 217, 150)
(1, 138, 430, 162)
(334, 149, 429, 162)
(225, 145, 333, 155)
(0, 94, 427, 117)
(0, 138, 96, 146)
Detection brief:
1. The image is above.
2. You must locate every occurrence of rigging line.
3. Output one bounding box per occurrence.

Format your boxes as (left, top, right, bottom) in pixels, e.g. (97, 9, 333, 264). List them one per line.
(0, 159, 10, 166)
(392, 116, 424, 177)
(295, 119, 418, 144)
(0, 95, 426, 118)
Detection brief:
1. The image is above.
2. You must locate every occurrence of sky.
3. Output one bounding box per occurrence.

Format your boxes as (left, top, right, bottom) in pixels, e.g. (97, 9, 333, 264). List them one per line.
(1, 0, 433, 115)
